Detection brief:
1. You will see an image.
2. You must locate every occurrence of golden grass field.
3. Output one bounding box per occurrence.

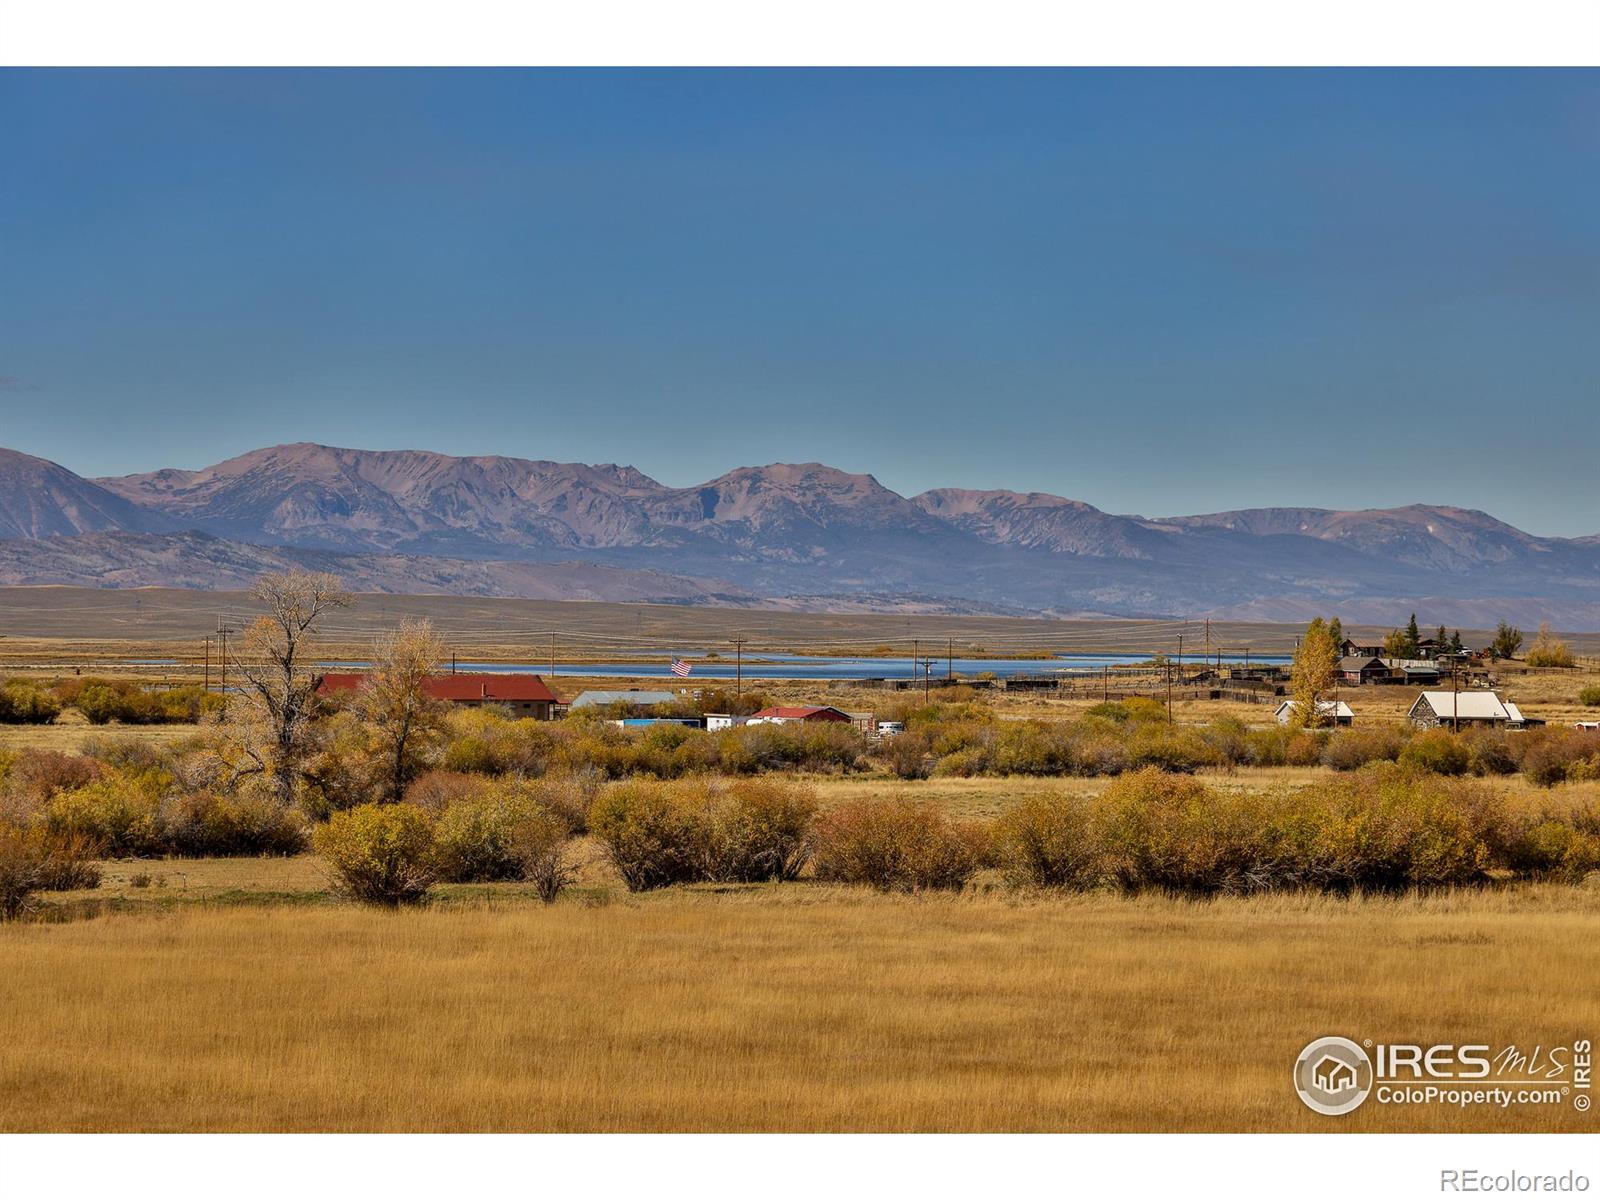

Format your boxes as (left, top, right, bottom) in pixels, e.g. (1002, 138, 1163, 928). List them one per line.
(3, 880, 1598, 1133)
(4, 761, 1600, 1134)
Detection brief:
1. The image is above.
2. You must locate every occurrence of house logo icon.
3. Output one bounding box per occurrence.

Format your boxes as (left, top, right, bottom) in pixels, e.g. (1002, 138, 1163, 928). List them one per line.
(1294, 1037, 1374, 1116)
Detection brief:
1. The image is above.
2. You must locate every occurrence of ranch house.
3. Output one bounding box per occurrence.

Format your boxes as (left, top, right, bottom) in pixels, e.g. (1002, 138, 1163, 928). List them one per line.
(315, 672, 559, 720)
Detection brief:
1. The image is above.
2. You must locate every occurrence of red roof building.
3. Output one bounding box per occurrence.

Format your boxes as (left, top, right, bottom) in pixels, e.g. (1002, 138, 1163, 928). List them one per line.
(316, 672, 559, 719)
(747, 705, 852, 724)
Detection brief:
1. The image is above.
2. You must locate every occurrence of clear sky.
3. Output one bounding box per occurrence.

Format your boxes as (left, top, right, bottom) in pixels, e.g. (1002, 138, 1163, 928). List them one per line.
(1, 69, 1595, 534)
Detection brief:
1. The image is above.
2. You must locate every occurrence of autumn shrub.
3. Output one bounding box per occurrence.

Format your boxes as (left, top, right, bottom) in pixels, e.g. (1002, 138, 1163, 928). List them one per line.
(43, 770, 168, 857)
(1124, 724, 1217, 773)
(523, 767, 602, 835)
(1581, 686, 1600, 707)
(432, 778, 545, 883)
(880, 731, 933, 780)
(160, 788, 309, 857)
(1199, 717, 1251, 768)
(300, 710, 382, 817)
(0, 824, 51, 920)
(1321, 726, 1407, 771)
(1244, 726, 1324, 767)
(405, 769, 485, 815)
(932, 746, 992, 777)
(4, 750, 101, 810)
(1097, 769, 1294, 895)
(0, 823, 101, 919)
(1519, 729, 1600, 788)
(32, 831, 103, 891)
(1068, 730, 1129, 776)
(0, 680, 63, 724)
(812, 797, 989, 892)
(690, 778, 818, 883)
(1503, 807, 1600, 882)
(587, 780, 703, 891)
(55, 678, 219, 725)
(1461, 728, 1518, 777)
(1298, 767, 1507, 891)
(506, 805, 574, 902)
(313, 802, 438, 906)
(723, 722, 866, 775)
(1398, 729, 1470, 776)
(989, 721, 1075, 775)
(993, 791, 1103, 890)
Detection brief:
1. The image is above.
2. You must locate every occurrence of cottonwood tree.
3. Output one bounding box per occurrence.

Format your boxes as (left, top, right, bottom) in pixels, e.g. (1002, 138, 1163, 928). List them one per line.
(1525, 622, 1574, 669)
(1289, 617, 1339, 729)
(357, 619, 448, 804)
(1493, 621, 1525, 661)
(227, 570, 352, 804)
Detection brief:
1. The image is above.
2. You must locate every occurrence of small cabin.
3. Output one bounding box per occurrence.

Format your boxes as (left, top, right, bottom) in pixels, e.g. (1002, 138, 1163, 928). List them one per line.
(1275, 699, 1354, 727)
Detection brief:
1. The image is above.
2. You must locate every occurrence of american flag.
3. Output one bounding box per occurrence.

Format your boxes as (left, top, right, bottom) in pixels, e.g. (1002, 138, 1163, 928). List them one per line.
(670, 657, 693, 677)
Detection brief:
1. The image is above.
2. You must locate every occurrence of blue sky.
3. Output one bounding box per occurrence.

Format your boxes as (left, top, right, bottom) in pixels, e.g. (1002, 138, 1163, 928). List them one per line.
(1, 69, 1595, 534)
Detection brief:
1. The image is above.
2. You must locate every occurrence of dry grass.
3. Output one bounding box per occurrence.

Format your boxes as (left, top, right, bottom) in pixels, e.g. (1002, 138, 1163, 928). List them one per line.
(2, 882, 1596, 1132)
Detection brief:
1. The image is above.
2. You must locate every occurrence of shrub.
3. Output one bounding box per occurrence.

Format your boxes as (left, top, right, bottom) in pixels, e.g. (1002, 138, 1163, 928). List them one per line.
(530, 768, 603, 835)
(812, 797, 989, 892)
(3, 750, 101, 812)
(1581, 686, 1600, 708)
(0, 823, 100, 919)
(43, 771, 167, 857)
(507, 805, 574, 903)
(691, 778, 818, 883)
(587, 781, 703, 891)
(0, 823, 50, 920)
(0, 680, 63, 724)
(433, 779, 546, 883)
(993, 791, 1102, 890)
(1504, 812, 1600, 882)
(989, 721, 1075, 775)
(1519, 729, 1600, 788)
(314, 803, 438, 906)
(1321, 726, 1406, 772)
(1461, 728, 1518, 777)
(1097, 769, 1291, 895)
(1200, 717, 1251, 769)
(880, 732, 933, 780)
(1398, 729, 1470, 776)
(1124, 724, 1217, 774)
(1299, 768, 1506, 891)
(160, 789, 309, 857)
(405, 769, 485, 815)
(1245, 726, 1324, 768)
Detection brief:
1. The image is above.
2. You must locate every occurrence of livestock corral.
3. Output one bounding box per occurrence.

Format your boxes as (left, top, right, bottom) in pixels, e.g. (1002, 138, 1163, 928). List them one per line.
(3, 585, 1600, 1133)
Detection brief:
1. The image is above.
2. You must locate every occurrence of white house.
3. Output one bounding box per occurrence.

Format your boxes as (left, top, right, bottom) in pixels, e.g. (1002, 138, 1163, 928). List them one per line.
(1275, 699, 1354, 727)
(1407, 690, 1525, 730)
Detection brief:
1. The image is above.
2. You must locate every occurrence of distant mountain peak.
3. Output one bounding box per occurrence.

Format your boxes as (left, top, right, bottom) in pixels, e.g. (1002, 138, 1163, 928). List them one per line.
(3, 442, 1596, 626)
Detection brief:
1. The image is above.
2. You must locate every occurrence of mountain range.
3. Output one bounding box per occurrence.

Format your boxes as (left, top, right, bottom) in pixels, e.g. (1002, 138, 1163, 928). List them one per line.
(0, 442, 1596, 626)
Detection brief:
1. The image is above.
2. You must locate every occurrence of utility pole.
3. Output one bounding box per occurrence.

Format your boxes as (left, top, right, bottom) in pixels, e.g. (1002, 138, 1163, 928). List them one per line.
(1177, 633, 1184, 689)
(912, 638, 919, 690)
(734, 638, 745, 696)
(451, 653, 457, 675)
(923, 658, 931, 700)
(203, 636, 211, 693)
(216, 619, 232, 718)
(549, 633, 556, 679)
(947, 637, 953, 682)
(1452, 664, 1460, 732)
